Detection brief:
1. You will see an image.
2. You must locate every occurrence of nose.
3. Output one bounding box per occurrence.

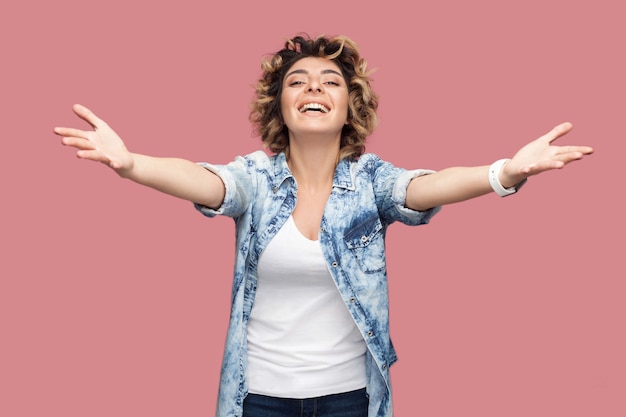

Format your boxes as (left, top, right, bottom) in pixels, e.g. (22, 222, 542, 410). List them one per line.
(307, 80, 323, 93)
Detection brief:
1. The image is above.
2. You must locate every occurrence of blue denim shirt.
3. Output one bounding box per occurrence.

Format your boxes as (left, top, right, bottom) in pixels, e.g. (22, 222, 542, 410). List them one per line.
(195, 150, 440, 417)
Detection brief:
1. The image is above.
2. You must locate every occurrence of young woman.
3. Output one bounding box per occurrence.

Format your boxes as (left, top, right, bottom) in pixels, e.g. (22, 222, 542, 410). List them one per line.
(54, 35, 593, 417)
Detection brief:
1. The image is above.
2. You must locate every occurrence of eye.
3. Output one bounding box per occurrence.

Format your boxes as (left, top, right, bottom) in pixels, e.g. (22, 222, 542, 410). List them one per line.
(324, 81, 340, 86)
(288, 80, 304, 86)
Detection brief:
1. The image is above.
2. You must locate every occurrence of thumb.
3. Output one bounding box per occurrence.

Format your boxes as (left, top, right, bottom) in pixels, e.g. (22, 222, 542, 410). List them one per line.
(72, 104, 106, 130)
(544, 122, 574, 145)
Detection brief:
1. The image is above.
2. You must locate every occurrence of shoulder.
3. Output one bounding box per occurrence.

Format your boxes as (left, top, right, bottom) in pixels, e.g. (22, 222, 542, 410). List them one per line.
(227, 151, 290, 188)
(353, 153, 396, 168)
(355, 153, 384, 164)
(222, 150, 278, 173)
(350, 153, 400, 176)
(239, 150, 273, 165)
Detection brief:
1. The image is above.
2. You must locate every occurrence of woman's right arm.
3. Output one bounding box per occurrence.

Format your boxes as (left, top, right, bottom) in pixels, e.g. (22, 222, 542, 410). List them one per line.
(54, 104, 225, 209)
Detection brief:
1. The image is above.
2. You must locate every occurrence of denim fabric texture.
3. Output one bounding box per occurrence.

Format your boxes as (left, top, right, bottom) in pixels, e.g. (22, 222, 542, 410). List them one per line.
(195, 151, 441, 417)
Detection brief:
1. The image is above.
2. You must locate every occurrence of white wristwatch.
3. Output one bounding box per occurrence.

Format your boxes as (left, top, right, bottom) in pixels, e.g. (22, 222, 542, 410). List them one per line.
(488, 159, 527, 197)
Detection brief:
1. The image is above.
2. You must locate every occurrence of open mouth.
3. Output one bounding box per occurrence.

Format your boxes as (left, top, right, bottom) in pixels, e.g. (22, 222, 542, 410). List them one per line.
(298, 103, 329, 113)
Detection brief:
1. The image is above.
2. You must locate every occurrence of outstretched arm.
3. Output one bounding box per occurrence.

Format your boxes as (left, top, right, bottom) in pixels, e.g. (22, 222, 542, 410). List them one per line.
(405, 122, 594, 211)
(54, 104, 225, 209)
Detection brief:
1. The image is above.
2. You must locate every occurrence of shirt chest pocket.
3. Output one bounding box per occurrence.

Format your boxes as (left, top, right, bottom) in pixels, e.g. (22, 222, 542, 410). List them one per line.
(343, 215, 386, 274)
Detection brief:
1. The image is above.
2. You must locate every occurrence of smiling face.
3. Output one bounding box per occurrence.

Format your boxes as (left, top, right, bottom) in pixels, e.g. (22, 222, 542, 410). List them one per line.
(280, 57, 349, 141)
(251, 35, 379, 160)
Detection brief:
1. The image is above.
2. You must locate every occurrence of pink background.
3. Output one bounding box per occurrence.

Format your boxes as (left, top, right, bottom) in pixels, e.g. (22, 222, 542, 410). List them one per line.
(1, 0, 624, 416)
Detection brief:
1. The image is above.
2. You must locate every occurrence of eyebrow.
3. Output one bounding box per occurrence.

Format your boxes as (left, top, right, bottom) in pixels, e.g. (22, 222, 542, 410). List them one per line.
(285, 68, 344, 78)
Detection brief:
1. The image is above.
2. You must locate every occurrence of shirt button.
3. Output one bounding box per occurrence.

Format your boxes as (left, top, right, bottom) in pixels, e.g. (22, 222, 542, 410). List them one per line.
(360, 235, 368, 243)
(367, 331, 374, 337)
(382, 363, 387, 370)
(331, 262, 338, 268)
(349, 297, 356, 303)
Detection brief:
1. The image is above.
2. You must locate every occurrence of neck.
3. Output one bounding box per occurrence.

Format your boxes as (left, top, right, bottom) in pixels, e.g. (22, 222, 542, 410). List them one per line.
(287, 138, 339, 190)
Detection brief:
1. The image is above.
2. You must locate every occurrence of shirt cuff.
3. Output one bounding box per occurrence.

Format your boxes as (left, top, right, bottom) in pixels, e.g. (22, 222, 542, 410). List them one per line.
(193, 162, 236, 218)
(392, 169, 442, 225)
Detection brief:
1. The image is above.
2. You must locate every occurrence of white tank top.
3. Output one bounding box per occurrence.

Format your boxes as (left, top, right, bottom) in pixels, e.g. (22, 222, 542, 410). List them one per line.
(247, 215, 367, 398)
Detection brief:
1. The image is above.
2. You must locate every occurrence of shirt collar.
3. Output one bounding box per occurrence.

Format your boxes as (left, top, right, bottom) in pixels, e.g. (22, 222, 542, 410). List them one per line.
(332, 157, 355, 190)
(271, 152, 294, 190)
(271, 152, 355, 191)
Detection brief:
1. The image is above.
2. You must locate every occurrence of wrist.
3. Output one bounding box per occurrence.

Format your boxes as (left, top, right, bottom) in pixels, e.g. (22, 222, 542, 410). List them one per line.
(114, 152, 137, 179)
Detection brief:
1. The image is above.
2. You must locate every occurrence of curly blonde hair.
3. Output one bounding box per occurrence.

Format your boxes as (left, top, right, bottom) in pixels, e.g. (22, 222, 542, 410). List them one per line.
(249, 34, 379, 161)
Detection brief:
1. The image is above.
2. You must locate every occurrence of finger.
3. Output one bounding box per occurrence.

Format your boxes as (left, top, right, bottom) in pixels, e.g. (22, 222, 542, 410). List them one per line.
(72, 104, 106, 130)
(522, 148, 589, 174)
(554, 145, 594, 156)
(544, 122, 574, 144)
(556, 150, 592, 164)
(521, 159, 565, 174)
(53, 126, 90, 138)
(76, 149, 110, 164)
(61, 136, 97, 150)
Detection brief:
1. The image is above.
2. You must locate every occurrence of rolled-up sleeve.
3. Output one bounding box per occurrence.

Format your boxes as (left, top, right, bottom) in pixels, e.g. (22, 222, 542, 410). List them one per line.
(391, 168, 441, 225)
(368, 152, 442, 226)
(193, 155, 253, 219)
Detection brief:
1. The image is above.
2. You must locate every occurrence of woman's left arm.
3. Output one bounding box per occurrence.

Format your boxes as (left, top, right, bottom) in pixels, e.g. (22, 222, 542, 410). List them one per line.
(405, 122, 594, 211)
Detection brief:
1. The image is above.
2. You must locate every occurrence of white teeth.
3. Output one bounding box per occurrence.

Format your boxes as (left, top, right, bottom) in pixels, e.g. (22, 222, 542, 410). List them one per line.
(299, 103, 329, 113)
